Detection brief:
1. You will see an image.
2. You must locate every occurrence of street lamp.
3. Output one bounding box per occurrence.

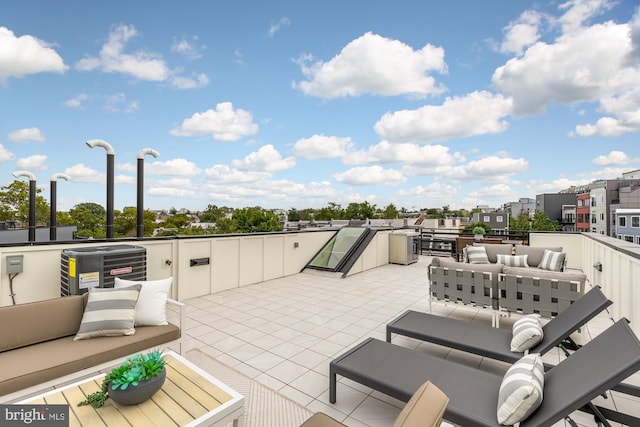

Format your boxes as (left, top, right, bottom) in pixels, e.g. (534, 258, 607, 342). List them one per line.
(50, 173, 70, 241)
(86, 139, 115, 239)
(137, 148, 159, 238)
(12, 171, 36, 242)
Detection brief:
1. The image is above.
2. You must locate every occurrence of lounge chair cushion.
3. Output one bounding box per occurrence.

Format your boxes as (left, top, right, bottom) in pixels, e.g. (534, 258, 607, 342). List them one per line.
(466, 246, 490, 264)
(497, 353, 544, 425)
(392, 381, 448, 427)
(538, 250, 566, 272)
(510, 315, 543, 352)
(74, 284, 141, 340)
(497, 254, 529, 268)
(115, 277, 172, 326)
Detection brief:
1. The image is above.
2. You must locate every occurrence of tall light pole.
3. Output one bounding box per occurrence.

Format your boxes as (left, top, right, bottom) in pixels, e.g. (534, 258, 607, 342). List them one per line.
(137, 148, 159, 238)
(12, 171, 36, 242)
(86, 139, 115, 239)
(50, 173, 70, 241)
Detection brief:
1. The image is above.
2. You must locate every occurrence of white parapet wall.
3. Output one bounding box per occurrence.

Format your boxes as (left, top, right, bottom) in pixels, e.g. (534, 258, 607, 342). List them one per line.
(0, 228, 395, 306)
(531, 232, 640, 336)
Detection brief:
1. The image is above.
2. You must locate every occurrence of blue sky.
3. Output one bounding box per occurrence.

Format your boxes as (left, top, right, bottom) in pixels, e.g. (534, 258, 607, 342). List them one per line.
(1, 0, 639, 212)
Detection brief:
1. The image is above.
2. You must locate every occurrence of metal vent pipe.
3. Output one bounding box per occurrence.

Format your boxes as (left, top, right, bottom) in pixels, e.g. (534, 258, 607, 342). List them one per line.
(50, 173, 70, 241)
(86, 140, 115, 239)
(137, 148, 159, 238)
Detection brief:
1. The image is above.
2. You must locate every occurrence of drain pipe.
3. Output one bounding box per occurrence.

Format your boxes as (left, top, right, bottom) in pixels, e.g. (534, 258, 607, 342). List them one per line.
(50, 173, 70, 241)
(137, 148, 159, 238)
(12, 171, 36, 242)
(86, 139, 115, 239)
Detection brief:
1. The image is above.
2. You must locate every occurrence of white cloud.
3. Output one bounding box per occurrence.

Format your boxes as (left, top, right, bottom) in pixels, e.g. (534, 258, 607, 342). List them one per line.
(293, 135, 353, 159)
(64, 164, 105, 183)
(232, 145, 295, 172)
(0, 144, 15, 162)
(76, 24, 170, 81)
(76, 24, 208, 89)
(0, 27, 68, 84)
(64, 93, 90, 109)
(526, 176, 591, 194)
(374, 91, 513, 143)
(572, 86, 640, 136)
(170, 102, 259, 141)
(268, 17, 291, 37)
(8, 127, 45, 143)
(144, 158, 202, 176)
(104, 93, 139, 113)
(443, 154, 529, 182)
(333, 165, 406, 186)
(294, 32, 447, 99)
(397, 181, 459, 199)
(148, 186, 201, 198)
(592, 150, 630, 166)
(170, 73, 209, 89)
(344, 141, 464, 166)
(171, 36, 204, 59)
(203, 164, 269, 183)
(16, 154, 47, 171)
(493, 1, 639, 117)
(500, 10, 543, 55)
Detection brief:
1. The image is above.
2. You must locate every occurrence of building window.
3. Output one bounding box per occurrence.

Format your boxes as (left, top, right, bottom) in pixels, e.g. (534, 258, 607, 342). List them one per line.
(496, 216, 503, 222)
(483, 215, 490, 222)
(592, 197, 596, 207)
(577, 213, 584, 223)
(619, 217, 627, 227)
(625, 235, 634, 242)
(601, 213, 605, 221)
(577, 200, 583, 207)
(592, 216, 597, 223)
(632, 216, 640, 228)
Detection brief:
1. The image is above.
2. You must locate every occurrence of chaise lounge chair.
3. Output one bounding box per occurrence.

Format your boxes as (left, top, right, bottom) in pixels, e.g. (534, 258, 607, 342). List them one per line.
(330, 319, 640, 427)
(386, 285, 612, 365)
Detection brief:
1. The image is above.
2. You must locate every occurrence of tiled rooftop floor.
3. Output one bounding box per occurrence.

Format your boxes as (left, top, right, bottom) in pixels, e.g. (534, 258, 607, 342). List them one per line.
(180, 255, 639, 427)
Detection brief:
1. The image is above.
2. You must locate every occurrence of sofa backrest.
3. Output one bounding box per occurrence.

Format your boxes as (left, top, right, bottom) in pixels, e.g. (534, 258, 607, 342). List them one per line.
(0, 295, 85, 352)
(473, 243, 513, 263)
(515, 246, 563, 268)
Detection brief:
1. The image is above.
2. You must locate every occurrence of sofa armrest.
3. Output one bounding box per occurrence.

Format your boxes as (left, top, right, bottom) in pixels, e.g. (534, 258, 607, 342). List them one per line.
(166, 298, 185, 354)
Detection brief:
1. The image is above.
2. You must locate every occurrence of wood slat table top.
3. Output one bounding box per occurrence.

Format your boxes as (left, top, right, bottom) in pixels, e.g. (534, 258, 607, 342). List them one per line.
(22, 352, 244, 427)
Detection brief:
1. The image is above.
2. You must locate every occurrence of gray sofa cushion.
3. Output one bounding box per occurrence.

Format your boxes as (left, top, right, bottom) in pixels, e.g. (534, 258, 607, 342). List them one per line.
(514, 246, 562, 268)
(502, 266, 586, 286)
(474, 243, 512, 263)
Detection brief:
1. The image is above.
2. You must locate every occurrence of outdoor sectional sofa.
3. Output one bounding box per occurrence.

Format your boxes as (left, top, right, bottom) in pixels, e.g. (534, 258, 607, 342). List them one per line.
(0, 287, 183, 400)
(429, 243, 588, 320)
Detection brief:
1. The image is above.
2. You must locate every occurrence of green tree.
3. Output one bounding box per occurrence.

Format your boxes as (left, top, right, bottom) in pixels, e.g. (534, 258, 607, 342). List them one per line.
(199, 204, 233, 223)
(114, 207, 137, 237)
(287, 208, 301, 222)
(509, 213, 531, 231)
(344, 201, 376, 220)
(69, 202, 106, 238)
(231, 207, 282, 233)
(316, 202, 343, 221)
(381, 203, 399, 219)
(0, 180, 50, 223)
(530, 211, 561, 231)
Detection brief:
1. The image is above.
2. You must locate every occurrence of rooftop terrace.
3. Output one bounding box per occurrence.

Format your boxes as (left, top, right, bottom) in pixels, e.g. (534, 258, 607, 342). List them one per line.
(176, 255, 639, 427)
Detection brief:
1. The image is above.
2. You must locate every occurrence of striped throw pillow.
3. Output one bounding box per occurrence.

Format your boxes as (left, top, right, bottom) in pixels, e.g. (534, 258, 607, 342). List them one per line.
(510, 314, 544, 352)
(497, 353, 544, 425)
(74, 284, 142, 340)
(538, 250, 566, 271)
(496, 254, 529, 268)
(466, 246, 489, 264)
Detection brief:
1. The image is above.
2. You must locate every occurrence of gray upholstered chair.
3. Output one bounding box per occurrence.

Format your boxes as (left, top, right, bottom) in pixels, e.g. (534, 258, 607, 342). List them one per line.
(300, 381, 448, 427)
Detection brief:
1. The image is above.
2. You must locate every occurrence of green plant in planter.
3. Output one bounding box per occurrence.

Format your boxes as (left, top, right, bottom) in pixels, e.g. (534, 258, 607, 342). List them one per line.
(472, 226, 486, 236)
(78, 349, 166, 408)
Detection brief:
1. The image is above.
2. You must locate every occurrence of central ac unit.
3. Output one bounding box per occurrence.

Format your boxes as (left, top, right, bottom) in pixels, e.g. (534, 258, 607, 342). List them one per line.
(60, 245, 147, 296)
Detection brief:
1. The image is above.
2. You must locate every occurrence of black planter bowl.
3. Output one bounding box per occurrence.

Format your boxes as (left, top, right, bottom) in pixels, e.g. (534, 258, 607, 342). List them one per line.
(108, 367, 166, 406)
